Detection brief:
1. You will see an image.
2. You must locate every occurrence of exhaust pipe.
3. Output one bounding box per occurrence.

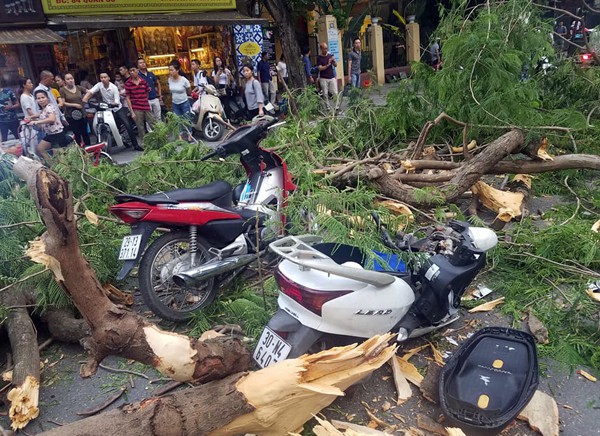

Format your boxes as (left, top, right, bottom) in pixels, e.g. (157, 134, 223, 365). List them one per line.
(172, 254, 257, 287)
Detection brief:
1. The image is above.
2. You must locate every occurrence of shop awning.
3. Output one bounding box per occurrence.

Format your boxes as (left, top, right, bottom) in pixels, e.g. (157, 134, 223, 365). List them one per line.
(47, 11, 267, 29)
(0, 28, 64, 44)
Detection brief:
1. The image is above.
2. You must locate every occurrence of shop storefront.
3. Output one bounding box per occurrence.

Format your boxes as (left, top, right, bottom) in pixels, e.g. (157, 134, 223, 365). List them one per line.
(0, 0, 63, 85)
(43, 1, 267, 107)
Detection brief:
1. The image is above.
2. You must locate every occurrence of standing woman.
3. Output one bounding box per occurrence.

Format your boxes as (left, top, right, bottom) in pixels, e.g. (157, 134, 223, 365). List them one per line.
(241, 63, 264, 120)
(168, 59, 191, 117)
(212, 56, 234, 117)
(168, 60, 191, 139)
(211, 56, 233, 90)
(60, 73, 91, 145)
(0, 76, 20, 144)
(19, 77, 38, 119)
(19, 77, 40, 153)
(31, 89, 71, 163)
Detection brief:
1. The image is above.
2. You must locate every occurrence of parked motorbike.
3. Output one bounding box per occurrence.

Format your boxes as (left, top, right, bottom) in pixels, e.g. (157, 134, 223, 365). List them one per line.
(109, 116, 294, 322)
(191, 84, 231, 142)
(89, 101, 131, 152)
(254, 217, 497, 368)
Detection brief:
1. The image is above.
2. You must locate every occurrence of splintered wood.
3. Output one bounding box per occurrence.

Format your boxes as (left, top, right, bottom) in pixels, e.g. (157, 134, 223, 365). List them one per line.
(389, 357, 412, 404)
(210, 334, 397, 436)
(518, 390, 559, 436)
(7, 375, 40, 430)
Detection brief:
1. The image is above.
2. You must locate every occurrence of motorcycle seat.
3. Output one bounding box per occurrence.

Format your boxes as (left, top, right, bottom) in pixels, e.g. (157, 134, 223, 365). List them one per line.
(115, 180, 233, 206)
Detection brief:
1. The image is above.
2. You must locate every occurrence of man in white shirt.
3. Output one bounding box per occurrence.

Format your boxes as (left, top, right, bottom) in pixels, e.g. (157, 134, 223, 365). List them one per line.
(82, 71, 141, 150)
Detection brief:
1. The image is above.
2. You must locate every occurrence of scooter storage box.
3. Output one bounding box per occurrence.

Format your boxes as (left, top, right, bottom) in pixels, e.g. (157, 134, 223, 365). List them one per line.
(439, 327, 538, 434)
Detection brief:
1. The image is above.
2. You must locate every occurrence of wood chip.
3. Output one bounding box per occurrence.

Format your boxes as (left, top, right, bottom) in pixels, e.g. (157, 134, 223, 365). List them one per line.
(395, 357, 423, 387)
(576, 369, 597, 382)
(402, 344, 428, 360)
(416, 414, 447, 435)
(419, 361, 443, 404)
(592, 219, 600, 233)
(427, 342, 445, 366)
(84, 209, 99, 225)
(527, 312, 549, 344)
(389, 357, 412, 405)
(518, 390, 559, 436)
(468, 296, 505, 313)
(331, 419, 393, 435)
(445, 428, 467, 436)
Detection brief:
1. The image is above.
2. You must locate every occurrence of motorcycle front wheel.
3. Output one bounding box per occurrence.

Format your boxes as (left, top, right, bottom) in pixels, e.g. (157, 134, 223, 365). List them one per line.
(98, 125, 114, 154)
(202, 117, 224, 142)
(139, 231, 217, 322)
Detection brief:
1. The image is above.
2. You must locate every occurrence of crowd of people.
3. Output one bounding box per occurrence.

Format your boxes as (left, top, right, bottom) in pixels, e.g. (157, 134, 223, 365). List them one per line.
(1, 42, 368, 162)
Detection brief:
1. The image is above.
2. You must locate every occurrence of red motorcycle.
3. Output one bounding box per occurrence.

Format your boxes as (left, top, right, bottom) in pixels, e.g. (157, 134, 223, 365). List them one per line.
(109, 117, 294, 321)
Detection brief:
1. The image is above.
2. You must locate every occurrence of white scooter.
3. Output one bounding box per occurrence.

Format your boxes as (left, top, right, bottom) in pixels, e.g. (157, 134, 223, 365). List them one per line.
(89, 102, 129, 152)
(253, 217, 497, 368)
(191, 84, 233, 142)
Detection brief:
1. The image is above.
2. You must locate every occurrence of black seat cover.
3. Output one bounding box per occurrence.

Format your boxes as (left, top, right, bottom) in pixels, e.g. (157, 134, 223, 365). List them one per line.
(115, 180, 233, 206)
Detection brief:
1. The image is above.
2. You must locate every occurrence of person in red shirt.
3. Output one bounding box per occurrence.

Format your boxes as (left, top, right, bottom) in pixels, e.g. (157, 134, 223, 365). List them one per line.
(125, 65, 156, 142)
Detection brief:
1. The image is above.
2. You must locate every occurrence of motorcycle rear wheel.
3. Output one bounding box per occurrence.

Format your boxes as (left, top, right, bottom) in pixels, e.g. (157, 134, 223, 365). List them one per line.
(139, 231, 217, 322)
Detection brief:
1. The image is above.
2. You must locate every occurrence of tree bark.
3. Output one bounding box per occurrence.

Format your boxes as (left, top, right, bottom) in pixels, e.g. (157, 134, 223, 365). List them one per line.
(1, 287, 40, 430)
(334, 130, 524, 205)
(10, 158, 250, 429)
(39, 335, 396, 436)
(39, 373, 254, 436)
(41, 308, 91, 343)
(263, 0, 306, 89)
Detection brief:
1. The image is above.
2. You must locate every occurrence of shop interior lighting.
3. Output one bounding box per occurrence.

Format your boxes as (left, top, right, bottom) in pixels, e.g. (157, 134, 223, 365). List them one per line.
(190, 48, 206, 52)
(148, 54, 176, 58)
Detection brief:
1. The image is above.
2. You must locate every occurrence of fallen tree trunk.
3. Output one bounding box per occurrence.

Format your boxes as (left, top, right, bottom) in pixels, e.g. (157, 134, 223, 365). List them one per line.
(1, 287, 40, 430)
(333, 130, 524, 205)
(41, 308, 90, 343)
(10, 157, 251, 429)
(389, 154, 600, 184)
(39, 335, 396, 436)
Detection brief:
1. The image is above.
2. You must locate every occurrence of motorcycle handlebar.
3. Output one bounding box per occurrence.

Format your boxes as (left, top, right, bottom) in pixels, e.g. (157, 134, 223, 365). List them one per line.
(200, 150, 218, 161)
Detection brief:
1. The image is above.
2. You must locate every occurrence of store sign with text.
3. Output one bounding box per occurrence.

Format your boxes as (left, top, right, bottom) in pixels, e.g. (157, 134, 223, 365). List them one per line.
(42, 0, 236, 15)
(0, 0, 45, 25)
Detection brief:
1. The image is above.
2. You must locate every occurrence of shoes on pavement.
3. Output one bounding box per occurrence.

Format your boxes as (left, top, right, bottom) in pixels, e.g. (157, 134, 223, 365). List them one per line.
(133, 145, 144, 151)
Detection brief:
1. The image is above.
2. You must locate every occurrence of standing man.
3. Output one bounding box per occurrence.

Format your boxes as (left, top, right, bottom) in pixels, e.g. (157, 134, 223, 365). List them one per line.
(302, 46, 315, 85)
(82, 71, 142, 151)
(118, 65, 131, 82)
(257, 52, 276, 106)
(316, 42, 338, 109)
(347, 37, 362, 88)
(556, 21, 567, 48)
(190, 59, 208, 96)
(125, 65, 156, 141)
(138, 57, 162, 121)
(35, 70, 65, 123)
(0, 77, 20, 144)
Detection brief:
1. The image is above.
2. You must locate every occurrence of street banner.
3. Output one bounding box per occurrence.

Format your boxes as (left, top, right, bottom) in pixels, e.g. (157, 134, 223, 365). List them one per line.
(233, 24, 263, 74)
(41, 0, 236, 15)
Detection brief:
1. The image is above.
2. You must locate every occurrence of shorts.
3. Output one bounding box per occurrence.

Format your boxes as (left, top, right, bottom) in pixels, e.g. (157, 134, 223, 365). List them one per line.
(45, 132, 71, 148)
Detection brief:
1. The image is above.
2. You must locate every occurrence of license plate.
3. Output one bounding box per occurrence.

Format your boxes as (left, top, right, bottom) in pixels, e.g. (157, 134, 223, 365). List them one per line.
(118, 235, 142, 260)
(253, 326, 291, 368)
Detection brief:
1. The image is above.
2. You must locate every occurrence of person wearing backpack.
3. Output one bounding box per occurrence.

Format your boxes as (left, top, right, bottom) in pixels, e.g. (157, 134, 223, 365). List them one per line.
(241, 63, 264, 120)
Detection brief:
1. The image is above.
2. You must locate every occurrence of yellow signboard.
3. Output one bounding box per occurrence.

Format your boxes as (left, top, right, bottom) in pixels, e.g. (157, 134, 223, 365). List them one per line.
(42, 0, 236, 15)
(238, 41, 261, 56)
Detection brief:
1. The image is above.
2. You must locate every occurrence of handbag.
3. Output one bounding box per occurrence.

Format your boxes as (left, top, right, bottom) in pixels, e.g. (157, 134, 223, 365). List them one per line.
(70, 109, 83, 120)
